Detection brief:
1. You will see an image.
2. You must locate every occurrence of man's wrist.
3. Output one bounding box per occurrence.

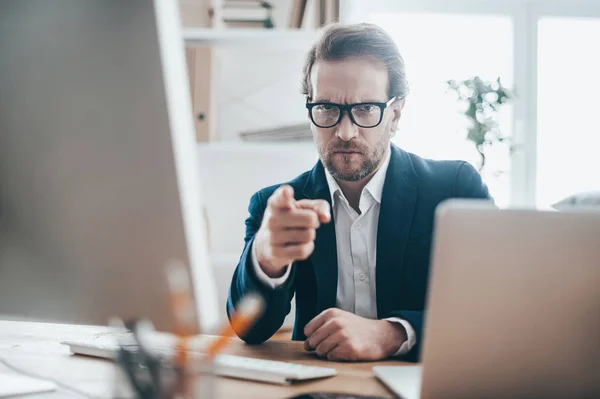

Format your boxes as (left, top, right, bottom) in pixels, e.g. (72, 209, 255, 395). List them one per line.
(254, 234, 287, 278)
(379, 320, 408, 357)
(256, 253, 287, 278)
(261, 263, 287, 278)
(251, 241, 291, 289)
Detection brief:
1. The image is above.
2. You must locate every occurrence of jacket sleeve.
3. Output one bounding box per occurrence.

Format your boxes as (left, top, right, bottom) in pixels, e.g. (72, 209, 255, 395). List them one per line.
(454, 161, 494, 200)
(226, 191, 296, 344)
(380, 310, 424, 362)
(386, 162, 494, 362)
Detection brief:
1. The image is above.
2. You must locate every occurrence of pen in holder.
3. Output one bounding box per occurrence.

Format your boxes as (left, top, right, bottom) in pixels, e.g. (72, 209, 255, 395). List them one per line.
(111, 318, 218, 399)
(111, 259, 265, 398)
(112, 298, 264, 399)
(165, 260, 201, 398)
(112, 318, 186, 399)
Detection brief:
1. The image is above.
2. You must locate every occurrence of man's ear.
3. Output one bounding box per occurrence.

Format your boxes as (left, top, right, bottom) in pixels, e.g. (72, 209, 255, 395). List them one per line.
(391, 97, 406, 131)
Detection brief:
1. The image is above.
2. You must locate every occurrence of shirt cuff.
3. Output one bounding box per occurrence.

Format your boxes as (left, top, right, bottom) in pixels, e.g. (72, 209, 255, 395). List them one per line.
(383, 317, 417, 357)
(251, 241, 291, 289)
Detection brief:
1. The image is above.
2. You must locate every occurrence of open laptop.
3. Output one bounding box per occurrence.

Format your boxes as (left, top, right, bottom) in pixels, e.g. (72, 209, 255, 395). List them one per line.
(374, 200, 600, 399)
(0, 0, 335, 385)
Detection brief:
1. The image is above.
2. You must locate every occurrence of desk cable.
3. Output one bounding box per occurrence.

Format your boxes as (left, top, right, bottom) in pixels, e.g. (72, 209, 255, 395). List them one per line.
(0, 356, 103, 399)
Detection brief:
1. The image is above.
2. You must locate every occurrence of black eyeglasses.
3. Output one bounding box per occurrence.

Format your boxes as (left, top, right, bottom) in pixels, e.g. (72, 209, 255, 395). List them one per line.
(306, 97, 397, 128)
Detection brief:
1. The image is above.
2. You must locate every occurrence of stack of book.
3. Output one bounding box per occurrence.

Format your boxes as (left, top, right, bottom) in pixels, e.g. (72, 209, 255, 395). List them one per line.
(239, 123, 313, 142)
(222, 0, 274, 29)
(289, 0, 339, 28)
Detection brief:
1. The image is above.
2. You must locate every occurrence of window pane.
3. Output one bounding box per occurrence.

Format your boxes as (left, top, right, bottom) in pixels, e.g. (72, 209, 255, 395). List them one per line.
(368, 13, 514, 206)
(537, 17, 600, 208)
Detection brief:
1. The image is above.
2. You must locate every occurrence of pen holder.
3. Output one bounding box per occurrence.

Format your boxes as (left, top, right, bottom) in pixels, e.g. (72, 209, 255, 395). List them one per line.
(111, 319, 217, 399)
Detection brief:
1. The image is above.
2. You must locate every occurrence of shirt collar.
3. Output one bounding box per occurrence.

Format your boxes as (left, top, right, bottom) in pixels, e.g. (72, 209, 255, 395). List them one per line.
(324, 144, 392, 207)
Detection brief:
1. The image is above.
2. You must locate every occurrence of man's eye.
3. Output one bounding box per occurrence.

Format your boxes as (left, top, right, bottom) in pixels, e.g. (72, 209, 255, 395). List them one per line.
(357, 104, 376, 112)
(315, 104, 335, 112)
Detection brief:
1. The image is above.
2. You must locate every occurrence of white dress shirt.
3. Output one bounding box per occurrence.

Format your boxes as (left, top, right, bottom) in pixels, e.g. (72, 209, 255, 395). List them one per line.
(251, 146, 416, 356)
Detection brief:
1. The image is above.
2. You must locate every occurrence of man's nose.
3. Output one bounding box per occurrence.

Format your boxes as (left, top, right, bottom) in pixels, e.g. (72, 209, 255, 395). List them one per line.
(335, 112, 359, 142)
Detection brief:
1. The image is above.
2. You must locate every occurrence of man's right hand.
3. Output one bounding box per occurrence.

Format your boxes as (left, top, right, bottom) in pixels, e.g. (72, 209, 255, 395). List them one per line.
(254, 185, 331, 278)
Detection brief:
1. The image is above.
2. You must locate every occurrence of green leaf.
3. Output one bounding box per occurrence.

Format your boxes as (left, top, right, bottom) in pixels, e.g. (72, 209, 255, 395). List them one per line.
(448, 75, 516, 155)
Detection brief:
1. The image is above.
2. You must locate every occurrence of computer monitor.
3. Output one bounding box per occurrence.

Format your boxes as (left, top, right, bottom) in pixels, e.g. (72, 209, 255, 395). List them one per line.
(0, 0, 220, 334)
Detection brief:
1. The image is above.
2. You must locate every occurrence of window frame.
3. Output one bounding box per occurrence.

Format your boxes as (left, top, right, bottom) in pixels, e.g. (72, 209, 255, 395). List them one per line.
(340, 0, 600, 207)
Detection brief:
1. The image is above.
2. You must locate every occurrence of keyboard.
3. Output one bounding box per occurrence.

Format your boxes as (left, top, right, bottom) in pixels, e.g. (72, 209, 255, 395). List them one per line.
(60, 335, 337, 385)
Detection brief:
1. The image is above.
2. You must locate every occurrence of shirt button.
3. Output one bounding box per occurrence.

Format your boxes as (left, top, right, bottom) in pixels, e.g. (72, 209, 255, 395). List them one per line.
(354, 223, 362, 229)
(359, 273, 366, 281)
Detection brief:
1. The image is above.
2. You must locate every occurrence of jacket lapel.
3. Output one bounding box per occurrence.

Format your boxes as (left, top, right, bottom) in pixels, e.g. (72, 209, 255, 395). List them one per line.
(302, 161, 338, 314)
(376, 145, 418, 318)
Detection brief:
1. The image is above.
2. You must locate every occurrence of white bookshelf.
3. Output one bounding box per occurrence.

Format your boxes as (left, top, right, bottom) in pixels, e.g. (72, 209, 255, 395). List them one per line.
(183, 28, 317, 47)
(183, 26, 317, 142)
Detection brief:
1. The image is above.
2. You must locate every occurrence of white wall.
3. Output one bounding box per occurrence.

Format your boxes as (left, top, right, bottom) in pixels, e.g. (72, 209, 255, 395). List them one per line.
(199, 0, 328, 326)
(198, 142, 319, 327)
(197, 142, 318, 254)
(214, 47, 310, 141)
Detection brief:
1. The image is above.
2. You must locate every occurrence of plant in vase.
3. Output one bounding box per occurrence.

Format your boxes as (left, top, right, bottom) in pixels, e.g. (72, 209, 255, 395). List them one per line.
(447, 76, 515, 172)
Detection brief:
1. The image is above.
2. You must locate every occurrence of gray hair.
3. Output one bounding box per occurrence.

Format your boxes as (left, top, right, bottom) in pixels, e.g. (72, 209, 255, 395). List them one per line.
(302, 22, 409, 100)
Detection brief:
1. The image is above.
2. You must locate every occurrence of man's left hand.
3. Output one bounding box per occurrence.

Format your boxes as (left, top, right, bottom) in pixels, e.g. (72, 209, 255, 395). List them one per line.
(303, 308, 407, 361)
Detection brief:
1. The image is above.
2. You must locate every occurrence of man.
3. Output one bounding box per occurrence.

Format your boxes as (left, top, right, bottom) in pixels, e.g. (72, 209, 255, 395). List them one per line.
(227, 23, 492, 362)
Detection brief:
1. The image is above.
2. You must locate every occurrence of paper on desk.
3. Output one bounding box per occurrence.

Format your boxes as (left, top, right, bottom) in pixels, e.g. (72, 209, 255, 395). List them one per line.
(0, 372, 57, 397)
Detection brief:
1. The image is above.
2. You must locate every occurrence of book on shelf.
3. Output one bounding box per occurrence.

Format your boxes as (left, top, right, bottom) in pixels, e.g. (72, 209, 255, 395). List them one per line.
(222, 0, 274, 28)
(288, 0, 339, 29)
(224, 0, 273, 8)
(289, 0, 307, 28)
(222, 6, 271, 20)
(223, 19, 274, 29)
(239, 123, 312, 142)
(317, 0, 339, 26)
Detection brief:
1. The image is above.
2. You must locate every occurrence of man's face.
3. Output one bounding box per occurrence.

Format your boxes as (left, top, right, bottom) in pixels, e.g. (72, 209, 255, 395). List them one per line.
(309, 58, 403, 182)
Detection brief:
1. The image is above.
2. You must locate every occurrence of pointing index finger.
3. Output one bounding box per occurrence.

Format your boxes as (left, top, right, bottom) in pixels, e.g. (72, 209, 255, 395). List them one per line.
(296, 199, 331, 223)
(270, 185, 295, 210)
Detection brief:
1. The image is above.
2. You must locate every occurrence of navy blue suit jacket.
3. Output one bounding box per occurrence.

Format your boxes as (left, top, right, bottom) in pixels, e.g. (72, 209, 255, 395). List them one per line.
(227, 144, 492, 361)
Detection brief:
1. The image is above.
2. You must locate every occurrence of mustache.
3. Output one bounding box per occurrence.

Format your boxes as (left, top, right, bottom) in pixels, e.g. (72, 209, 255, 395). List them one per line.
(327, 140, 366, 153)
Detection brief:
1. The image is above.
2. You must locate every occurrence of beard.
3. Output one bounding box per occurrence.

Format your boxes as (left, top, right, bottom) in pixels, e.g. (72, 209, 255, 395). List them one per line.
(316, 125, 391, 182)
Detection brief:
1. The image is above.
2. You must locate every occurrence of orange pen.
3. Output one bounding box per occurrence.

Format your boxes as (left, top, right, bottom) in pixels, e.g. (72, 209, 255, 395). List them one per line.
(205, 293, 265, 361)
(165, 260, 198, 394)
